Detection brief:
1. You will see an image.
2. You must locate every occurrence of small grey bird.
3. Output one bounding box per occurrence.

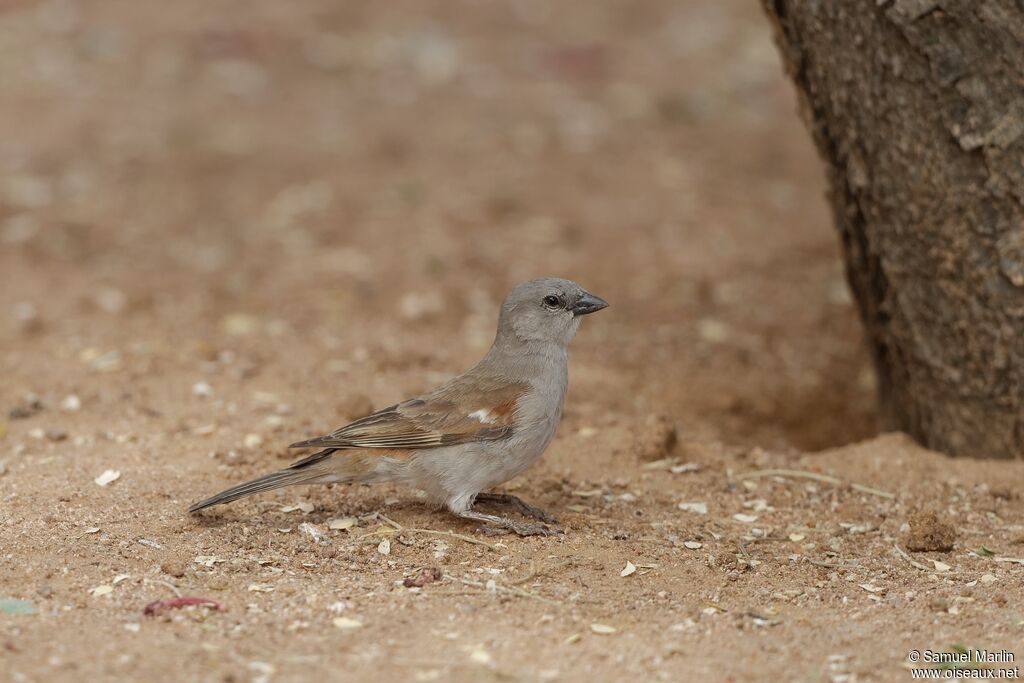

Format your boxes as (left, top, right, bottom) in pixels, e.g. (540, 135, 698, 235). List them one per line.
(189, 277, 608, 536)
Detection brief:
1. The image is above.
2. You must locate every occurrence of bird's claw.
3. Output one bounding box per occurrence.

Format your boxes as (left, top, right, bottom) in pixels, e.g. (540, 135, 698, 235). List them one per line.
(475, 493, 559, 525)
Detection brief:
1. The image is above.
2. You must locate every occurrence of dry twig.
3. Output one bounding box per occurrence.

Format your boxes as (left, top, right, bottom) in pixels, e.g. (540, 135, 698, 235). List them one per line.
(446, 575, 561, 607)
(891, 544, 961, 574)
(737, 468, 895, 499)
(374, 513, 496, 550)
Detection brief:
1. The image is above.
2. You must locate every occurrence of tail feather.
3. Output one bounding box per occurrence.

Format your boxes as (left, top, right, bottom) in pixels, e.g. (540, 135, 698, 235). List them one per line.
(188, 448, 338, 513)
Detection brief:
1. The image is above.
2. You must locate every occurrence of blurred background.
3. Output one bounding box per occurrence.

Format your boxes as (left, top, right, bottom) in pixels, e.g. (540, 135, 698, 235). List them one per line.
(0, 0, 875, 453)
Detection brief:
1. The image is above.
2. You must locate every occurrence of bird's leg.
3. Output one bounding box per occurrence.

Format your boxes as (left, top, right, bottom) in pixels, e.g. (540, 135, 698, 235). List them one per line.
(454, 509, 562, 537)
(474, 492, 559, 525)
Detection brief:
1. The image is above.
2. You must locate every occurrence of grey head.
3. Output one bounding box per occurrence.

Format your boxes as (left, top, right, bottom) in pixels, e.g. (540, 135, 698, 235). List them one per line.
(494, 277, 608, 347)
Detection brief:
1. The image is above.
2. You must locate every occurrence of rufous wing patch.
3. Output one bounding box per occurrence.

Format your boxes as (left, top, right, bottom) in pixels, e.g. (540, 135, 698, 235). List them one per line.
(287, 379, 528, 450)
(467, 408, 495, 424)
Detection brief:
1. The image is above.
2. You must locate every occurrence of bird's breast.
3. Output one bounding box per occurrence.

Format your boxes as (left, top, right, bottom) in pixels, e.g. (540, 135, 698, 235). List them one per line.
(512, 382, 565, 455)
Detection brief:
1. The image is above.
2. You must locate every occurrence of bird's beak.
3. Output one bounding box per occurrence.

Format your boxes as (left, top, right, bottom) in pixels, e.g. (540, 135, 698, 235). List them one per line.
(572, 292, 609, 317)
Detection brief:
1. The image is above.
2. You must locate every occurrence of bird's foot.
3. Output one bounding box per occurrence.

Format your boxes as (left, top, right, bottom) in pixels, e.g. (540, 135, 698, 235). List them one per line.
(474, 492, 559, 524)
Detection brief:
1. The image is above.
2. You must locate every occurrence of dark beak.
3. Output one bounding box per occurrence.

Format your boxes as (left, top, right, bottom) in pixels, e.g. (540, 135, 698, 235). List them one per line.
(572, 292, 609, 317)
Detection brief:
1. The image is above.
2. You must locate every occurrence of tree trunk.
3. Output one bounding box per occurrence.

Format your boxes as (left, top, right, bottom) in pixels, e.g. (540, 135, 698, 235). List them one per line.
(761, 1, 1024, 458)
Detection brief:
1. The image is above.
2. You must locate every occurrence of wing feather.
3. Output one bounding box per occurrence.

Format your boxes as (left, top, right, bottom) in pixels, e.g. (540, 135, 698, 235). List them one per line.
(288, 377, 527, 450)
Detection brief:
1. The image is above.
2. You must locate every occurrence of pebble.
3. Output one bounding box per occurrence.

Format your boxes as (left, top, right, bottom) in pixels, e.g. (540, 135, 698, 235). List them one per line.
(399, 291, 445, 320)
(192, 382, 213, 397)
(45, 428, 67, 442)
(60, 395, 81, 412)
(91, 351, 122, 372)
(905, 511, 957, 552)
(221, 313, 260, 336)
(9, 397, 44, 419)
(697, 318, 730, 343)
(633, 413, 677, 461)
(13, 302, 42, 333)
(93, 287, 127, 314)
(159, 561, 185, 578)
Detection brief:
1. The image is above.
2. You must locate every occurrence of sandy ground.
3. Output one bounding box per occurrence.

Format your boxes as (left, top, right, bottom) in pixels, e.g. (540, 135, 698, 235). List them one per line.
(2, 1, 1023, 682)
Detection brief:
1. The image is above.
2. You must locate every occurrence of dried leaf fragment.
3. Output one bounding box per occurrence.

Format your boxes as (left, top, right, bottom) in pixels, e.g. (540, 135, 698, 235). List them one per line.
(94, 469, 121, 487)
(333, 617, 363, 630)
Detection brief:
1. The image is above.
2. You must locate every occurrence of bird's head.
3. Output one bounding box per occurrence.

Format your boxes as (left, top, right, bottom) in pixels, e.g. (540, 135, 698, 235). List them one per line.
(497, 277, 608, 347)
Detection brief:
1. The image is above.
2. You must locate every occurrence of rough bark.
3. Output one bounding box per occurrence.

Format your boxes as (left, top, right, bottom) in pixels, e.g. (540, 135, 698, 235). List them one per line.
(761, 1, 1024, 458)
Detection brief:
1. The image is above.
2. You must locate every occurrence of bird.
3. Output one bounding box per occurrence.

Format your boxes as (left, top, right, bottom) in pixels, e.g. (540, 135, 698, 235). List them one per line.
(188, 277, 608, 536)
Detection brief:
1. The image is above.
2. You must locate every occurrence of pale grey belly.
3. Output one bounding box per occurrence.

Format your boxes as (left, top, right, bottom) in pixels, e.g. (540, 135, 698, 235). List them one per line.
(395, 417, 559, 511)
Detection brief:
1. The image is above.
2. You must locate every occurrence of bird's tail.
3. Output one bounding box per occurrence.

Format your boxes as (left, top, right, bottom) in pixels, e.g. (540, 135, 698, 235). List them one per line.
(188, 448, 339, 513)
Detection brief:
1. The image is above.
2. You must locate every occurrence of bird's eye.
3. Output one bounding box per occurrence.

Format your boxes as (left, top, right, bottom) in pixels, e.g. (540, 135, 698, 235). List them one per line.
(543, 295, 561, 308)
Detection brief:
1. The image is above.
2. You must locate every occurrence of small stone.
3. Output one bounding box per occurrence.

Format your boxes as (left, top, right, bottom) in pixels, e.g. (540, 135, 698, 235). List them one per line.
(192, 382, 213, 397)
(905, 511, 957, 552)
(13, 302, 42, 333)
(928, 596, 950, 612)
(221, 313, 260, 336)
(93, 288, 128, 314)
(160, 561, 186, 578)
(697, 318, 730, 343)
(633, 413, 678, 461)
(403, 567, 443, 588)
(990, 486, 1016, 501)
(677, 502, 708, 515)
(60, 395, 81, 412)
(91, 350, 122, 372)
(9, 397, 44, 420)
(45, 428, 67, 442)
(399, 291, 445, 320)
(243, 433, 264, 449)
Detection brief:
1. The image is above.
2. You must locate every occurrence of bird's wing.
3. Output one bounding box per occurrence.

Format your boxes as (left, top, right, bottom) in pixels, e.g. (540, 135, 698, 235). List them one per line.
(288, 377, 529, 450)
